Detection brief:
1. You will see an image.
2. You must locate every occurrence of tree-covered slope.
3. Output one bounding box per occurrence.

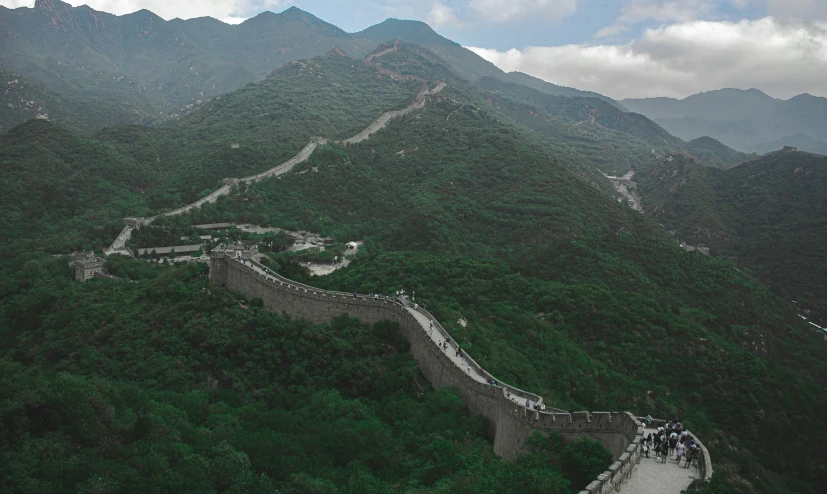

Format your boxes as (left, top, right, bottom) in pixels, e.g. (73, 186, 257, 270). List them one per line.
(95, 51, 423, 213)
(0, 120, 156, 266)
(171, 94, 827, 493)
(0, 1, 359, 130)
(686, 136, 753, 168)
(1, 258, 615, 493)
(636, 151, 827, 323)
(1, 35, 825, 494)
(1, 1, 623, 135)
(473, 76, 747, 175)
(0, 69, 139, 134)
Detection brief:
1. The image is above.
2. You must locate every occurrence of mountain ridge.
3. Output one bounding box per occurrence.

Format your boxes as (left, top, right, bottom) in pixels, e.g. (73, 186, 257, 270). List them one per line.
(621, 88, 827, 154)
(1, 0, 623, 135)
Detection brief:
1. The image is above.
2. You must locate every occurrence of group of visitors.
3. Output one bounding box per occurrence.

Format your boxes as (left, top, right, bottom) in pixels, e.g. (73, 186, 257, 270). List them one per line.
(640, 422, 701, 468)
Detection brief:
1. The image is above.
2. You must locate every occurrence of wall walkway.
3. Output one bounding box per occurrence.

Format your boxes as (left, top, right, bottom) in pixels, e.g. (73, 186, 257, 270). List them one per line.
(101, 64, 711, 492)
(105, 81, 444, 254)
(210, 252, 660, 494)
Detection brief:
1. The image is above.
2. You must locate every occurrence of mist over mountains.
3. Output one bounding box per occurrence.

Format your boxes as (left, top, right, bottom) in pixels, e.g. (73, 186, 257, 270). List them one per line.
(622, 89, 827, 155)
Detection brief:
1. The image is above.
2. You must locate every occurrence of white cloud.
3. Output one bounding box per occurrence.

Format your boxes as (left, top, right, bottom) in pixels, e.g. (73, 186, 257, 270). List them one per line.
(427, 1, 462, 28)
(0, 0, 292, 22)
(596, 0, 728, 37)
(467, 17, 827, 99)
(468, 0, 579, 23)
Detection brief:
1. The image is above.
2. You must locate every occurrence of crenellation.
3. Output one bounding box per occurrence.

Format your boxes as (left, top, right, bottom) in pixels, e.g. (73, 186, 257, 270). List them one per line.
(206, 247, 705, 493)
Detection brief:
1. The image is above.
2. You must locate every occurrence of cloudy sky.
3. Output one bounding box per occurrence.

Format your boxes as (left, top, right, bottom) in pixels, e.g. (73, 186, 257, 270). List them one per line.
(4, 0, 827, 99)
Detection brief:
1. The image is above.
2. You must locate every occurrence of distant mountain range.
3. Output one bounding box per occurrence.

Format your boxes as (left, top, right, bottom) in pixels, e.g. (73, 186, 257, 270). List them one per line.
(622, 89, 827, 155)
(0, 0, 621, 134)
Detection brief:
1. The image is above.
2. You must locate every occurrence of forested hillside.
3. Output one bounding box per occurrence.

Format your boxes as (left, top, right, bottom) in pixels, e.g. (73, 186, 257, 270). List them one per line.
(2, 258, 617, 493)
(685, 137, 753, 169)
(1, 27, 826, 494)
(138, 70, 824, 492)
(636, 151, 827, 324)
(473, 76, 742, 175)
(1, 0, 622, 135)
(0, 70, 138, 134)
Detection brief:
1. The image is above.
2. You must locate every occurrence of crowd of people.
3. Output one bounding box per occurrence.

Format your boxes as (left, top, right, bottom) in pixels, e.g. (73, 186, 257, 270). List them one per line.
(640, 421, 702, 468)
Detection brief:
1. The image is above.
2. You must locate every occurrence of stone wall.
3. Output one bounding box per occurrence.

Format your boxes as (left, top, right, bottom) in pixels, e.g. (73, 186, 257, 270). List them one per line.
(210, 253, 645, 492)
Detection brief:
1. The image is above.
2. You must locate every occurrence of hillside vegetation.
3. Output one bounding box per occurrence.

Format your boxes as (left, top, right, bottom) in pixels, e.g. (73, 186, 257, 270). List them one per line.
(636, 151, 827, 323)
(686, 137, 753, 168)
(1, 34, 825, 494)
(2, 258, 615, 493)
(473, 76, 743, 175)
(2, 0, 622, 135)
(164, 74, 824, 493)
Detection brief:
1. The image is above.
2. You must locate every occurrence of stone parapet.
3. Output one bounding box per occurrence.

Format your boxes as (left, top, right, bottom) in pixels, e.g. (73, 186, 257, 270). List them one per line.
(637, 417, 713, 481)
(210, 253, 651, 491)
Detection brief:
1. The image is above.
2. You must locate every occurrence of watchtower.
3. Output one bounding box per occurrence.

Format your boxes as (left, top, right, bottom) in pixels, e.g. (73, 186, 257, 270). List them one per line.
(74, 255, 106, 282)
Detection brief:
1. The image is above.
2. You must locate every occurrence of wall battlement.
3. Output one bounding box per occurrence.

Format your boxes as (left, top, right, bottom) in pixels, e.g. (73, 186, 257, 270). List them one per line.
(209, 252, 669, 493)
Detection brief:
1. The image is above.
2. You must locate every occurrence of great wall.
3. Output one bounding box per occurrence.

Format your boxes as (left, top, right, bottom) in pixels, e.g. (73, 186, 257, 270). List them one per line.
(99, 62, 712, 493)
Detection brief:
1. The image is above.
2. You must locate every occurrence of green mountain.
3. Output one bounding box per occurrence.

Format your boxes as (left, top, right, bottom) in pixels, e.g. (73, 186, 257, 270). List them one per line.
(635, 150, 827, 322)
(685, 136, 753, 168)
(0, 69, 139, 134)
(166, 64, 826, 492)
(499, 71, 626, 109)
(1, 0, 623, 135)
(1, 20, 826, 494)
(622, 89, 827, 154)
(473, 76, 744, 175)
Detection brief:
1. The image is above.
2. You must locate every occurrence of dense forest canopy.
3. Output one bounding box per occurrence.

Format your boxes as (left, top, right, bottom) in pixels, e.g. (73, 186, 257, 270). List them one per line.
(636, 151, 827, 324)
(1, 22, 825, 494)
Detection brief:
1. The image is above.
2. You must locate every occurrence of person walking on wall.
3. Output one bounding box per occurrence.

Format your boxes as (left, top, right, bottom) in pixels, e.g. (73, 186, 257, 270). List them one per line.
(353, 291, 357, 299)
(675, 442, 684, 466)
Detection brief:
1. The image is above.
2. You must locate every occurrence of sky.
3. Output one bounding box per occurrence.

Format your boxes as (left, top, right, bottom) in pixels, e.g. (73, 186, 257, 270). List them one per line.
(4, 0, 827, 99)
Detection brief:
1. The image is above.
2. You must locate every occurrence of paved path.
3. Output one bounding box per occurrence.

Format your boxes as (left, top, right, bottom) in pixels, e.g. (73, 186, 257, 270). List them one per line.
(237, 257, 542, 411)
(106, 81, 445, 254)
(617, 428, 700, 494)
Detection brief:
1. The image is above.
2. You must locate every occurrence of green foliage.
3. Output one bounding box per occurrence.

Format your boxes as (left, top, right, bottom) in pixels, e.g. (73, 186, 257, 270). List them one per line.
(1, 37, 824, 494)
(0, 258, 610, 493)
(0, 70, 137, 135)
(637, 151, 827, 322)
(685, 137, 752, 168)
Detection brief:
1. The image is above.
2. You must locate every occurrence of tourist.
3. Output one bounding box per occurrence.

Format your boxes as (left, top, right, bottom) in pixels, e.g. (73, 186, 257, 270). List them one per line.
(642, 441, 650, 458)
(353, 291, 357, 299)
(685, 445, 696, 467)
(676, 442, 684, 465)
